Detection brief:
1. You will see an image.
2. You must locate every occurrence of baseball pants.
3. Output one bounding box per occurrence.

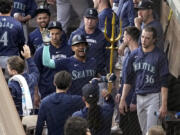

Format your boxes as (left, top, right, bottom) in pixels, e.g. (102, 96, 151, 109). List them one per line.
(137, 93, 162, 135)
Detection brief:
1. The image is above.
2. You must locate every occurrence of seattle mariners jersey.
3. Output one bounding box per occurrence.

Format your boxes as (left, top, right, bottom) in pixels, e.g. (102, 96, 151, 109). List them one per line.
(98, 8, 116, 37)
(55, 57, 97, 95)
(11, 0, 37, 18)
(36, 92, 84, 135)
(68, 27, 109, 75)
(125, 46, 169, 95)
(117, 0, 135, 29)
(0, 16, 25, 56)
(34, 42, 72, 98)
(119, 51, 136, 105)
(8, 58, 39, 116)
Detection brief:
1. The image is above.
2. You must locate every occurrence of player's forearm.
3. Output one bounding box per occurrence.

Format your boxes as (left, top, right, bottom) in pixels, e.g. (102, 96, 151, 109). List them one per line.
(42, 45, 56, 68)
(121, 84, 131, 101)
(161, 87, 168, 107)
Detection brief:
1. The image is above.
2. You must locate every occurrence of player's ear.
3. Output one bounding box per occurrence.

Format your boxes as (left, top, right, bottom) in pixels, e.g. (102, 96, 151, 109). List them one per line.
(71, 46, 75, 52)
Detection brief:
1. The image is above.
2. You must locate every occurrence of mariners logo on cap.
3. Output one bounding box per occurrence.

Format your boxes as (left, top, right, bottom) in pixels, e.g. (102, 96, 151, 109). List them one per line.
(77, 35, 82, 40)
(89, 9, 93, 15)
(53, 21, 56, 27)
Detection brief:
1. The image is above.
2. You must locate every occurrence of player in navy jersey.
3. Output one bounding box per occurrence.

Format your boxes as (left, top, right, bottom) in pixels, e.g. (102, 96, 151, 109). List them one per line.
(11, 0, 37, 23)
(43, 34, 97, 96)
(28, 5, 51, 55)
(35, 71, 84, 135)
(116, 26, 141, 135)
(68, 8, 109, 75)
(34, 21, 72, 99)
(119, 26, 169, 135)
(93, 0, 118, 37)
(72, 82, 114, 135)
(134, 0, 164, 50)
(28, 5, 67, 55)
(0, 0, 25, 79)
(7, 45, 39, 117)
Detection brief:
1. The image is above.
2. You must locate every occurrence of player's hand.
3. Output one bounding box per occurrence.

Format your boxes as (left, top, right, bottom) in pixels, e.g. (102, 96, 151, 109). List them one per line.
(106, 73, 116, 82)
(118, 43, 126, 56)
(134, 16, 142, 30)
(130, 103, 137, 112)
(34, 93, 41, 108)
(119, 99, 128, 115)
(89, 77, 100, 84)
(115, 93, 121, 104)
(21, 45, 31, 59)
(101, 89, 109, 98)
(159, 105, 167, 119)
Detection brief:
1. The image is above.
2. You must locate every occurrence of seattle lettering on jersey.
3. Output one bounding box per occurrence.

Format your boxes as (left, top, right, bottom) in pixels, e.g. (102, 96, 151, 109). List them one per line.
(133, 61, 155, 84)
(14, 2, 26, 11)
(52, 54, 67, 60)
(72, 69, 96, 80)
(0, 19, 14, 29)
(133, 62, 155, 74)
(86, 39, 97, 44)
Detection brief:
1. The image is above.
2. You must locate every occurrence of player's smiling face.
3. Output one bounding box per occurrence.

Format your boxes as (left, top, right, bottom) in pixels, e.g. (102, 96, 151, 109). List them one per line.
(72, 43, 88, 59)
(36, 13, 50, 28)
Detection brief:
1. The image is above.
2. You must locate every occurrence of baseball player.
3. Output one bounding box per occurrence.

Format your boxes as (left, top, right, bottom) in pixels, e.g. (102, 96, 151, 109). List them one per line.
(28, 5, 67, 55)
(116, 26, 141, 135)
(35, 71, 84, 135)
(43, 34, 98, 96)
(134, 0, 164, 50)
(119, 26, 169, 135)
(28, 5, 51, 54)
(11, 0, 37, 23)
(93, 0, 118, 37)
(72, 82, 114, 135)
(7, 45, 39, 117)
(68, 8, 109, 75)
(0, 0, 25, 79)
(34, 21, 72, 99)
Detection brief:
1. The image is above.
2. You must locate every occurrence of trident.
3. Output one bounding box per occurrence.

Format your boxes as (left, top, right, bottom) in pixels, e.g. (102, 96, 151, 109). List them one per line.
(104, 12, 122, 93)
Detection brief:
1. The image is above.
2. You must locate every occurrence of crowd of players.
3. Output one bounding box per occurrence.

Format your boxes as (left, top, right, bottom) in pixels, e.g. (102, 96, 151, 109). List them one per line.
(0, 0, 168, 135)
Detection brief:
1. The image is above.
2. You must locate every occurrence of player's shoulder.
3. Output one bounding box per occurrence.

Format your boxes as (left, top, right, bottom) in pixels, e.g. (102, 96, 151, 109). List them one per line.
(29, 28, 40, 36)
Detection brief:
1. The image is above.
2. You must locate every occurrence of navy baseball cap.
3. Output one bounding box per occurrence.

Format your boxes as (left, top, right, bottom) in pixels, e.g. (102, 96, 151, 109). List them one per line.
(35, 5, 51, 16)
(137, 0, 153, 9)
(82, 83, 99, 102)
(84, 8, 98, 19)
(48, 21, 62, 30)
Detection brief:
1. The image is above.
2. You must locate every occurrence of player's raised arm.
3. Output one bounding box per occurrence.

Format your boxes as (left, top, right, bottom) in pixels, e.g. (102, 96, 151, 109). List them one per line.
(42, 45, 55, 68)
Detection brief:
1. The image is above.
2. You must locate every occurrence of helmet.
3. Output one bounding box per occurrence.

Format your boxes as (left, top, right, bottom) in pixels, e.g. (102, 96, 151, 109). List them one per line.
(71, 34, 88, 46)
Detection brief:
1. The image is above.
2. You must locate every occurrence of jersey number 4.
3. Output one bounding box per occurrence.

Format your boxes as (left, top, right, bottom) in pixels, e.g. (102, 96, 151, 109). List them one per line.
(0, 31, 8, 46)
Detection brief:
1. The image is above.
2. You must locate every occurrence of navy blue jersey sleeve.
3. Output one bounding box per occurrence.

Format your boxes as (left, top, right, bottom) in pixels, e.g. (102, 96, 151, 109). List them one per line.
(124, 55, 135, 84)
(36, 102, 46, 135)
(128, 0, 135, 26)
(158, 54, 169, 88)
(17, 24, 25, 49)
(26, 0, 37, 18)
(26, 57, 39, 86)
(8, 81, 22, 115)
